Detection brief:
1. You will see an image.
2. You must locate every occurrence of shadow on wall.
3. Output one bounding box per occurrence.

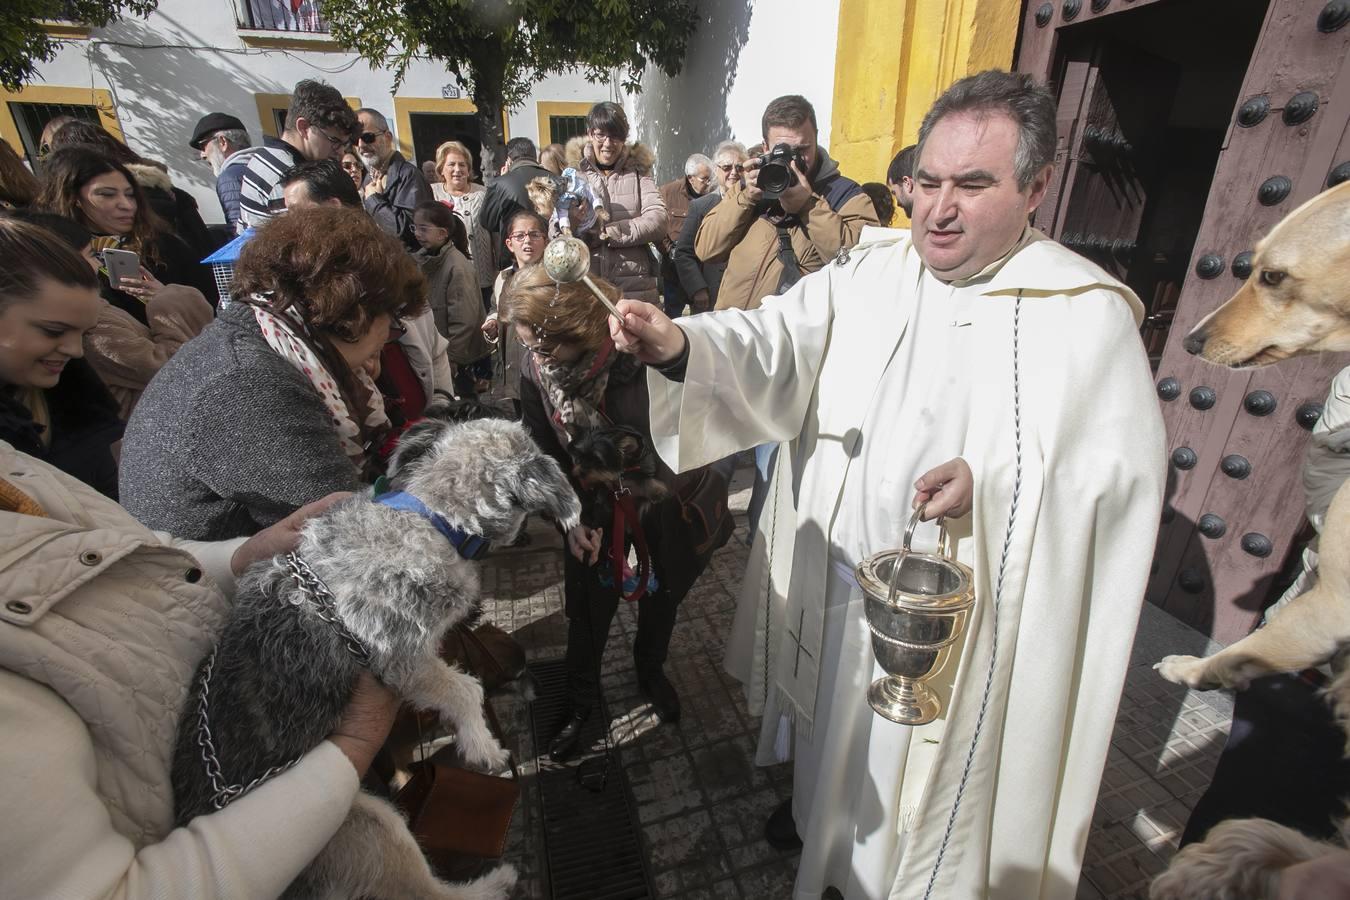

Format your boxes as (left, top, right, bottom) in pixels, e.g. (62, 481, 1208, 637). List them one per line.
(86, 14, 294, 219)
(633, 0, 754, 184)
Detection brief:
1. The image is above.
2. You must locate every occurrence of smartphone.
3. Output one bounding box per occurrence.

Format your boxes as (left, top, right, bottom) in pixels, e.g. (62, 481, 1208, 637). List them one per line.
(102, 248, 142, 289)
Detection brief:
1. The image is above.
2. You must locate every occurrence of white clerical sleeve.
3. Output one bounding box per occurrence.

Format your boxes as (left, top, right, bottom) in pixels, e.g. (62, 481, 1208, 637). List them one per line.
(646, 268, 836, 473)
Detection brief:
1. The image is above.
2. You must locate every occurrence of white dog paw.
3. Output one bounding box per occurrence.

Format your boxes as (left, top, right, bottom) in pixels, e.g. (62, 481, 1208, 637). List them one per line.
(1154, 655, 1219, 690)
(468, 862, 517, 899)
(462, 732, 510, 770)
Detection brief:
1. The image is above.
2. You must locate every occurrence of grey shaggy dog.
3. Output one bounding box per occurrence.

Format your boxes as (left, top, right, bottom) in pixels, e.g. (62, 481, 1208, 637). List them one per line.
(172, 418, 581, 899)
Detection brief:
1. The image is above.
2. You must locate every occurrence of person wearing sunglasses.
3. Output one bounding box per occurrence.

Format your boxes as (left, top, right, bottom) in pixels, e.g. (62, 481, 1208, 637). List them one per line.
(237, 79, 357, 233)
(671, 140, 748, 314)
(354, 108, 432, 252)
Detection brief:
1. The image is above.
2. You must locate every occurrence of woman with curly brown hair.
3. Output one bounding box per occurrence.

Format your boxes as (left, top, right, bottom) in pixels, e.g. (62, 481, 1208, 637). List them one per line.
(49, 119, 215, 257)
(37, 146, 218, 312)
(118, 206, 427, 540)
(505, 264, 733, 760)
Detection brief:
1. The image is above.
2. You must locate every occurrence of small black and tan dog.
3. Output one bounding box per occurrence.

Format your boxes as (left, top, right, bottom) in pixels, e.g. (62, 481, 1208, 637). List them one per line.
(568, 425, 669, 529)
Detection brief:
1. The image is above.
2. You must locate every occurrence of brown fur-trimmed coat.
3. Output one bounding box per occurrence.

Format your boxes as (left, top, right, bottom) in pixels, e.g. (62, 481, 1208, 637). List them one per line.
(566, 137, 667, 303)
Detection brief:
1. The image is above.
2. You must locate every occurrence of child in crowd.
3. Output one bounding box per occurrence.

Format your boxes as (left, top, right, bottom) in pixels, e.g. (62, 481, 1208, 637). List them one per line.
(411, 200, 490, 399)
(483, 208, 548, 417)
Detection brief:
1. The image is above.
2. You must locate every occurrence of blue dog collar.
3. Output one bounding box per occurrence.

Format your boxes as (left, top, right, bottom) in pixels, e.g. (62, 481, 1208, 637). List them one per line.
(373, 490, 491, 561)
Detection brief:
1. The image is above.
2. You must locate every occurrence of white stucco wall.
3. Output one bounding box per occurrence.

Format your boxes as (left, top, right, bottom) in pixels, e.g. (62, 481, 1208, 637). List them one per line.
(20, 0, 839, 218)
(627, 0, 841, 184)
(20, 1, 612, 223)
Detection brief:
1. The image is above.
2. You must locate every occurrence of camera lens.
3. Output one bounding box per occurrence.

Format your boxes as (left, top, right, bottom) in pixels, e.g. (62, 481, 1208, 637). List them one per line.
(759, 163, 791, 196)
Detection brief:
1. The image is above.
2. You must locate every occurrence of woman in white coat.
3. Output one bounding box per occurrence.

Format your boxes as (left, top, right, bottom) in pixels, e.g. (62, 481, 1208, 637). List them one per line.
(0, 441, 399, 898)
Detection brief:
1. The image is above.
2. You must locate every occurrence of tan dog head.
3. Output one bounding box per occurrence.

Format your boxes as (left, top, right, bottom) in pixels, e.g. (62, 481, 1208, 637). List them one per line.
(1183, 180, 1350, 367)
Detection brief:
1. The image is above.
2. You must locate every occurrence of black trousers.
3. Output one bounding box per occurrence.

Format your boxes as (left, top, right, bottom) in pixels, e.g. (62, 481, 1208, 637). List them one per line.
(1181, 672, 1350, 846)
(562, 547, 681, 713)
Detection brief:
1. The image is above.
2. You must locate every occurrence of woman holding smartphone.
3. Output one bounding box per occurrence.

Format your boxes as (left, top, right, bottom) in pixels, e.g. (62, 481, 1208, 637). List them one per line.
(36, 146, 218, 315)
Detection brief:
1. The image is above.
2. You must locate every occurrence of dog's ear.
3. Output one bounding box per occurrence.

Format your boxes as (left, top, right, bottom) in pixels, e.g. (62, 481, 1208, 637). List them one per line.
(388, 419, 451, 478)
(512, 452, 582, 532)
(613, 427, 647, 463)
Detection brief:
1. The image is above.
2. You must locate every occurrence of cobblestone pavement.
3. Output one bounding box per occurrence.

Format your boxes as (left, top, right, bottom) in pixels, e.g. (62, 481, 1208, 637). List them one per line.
(476, 463, 1233, 900)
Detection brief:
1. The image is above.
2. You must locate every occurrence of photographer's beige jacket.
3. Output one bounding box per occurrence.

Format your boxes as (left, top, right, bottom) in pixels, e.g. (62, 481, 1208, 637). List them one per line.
(647, 229, 1166, 899)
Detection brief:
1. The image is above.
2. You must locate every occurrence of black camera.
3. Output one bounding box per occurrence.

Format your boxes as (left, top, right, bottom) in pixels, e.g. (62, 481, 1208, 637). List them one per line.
(757, 143, 806, 201)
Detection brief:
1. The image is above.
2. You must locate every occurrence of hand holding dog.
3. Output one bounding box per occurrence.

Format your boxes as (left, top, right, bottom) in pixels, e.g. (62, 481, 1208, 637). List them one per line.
(230, 492, 353, 576)
(609, 299, 687, 365)
(327, 671, 401, 778)
(568, 524, 603, 565)
(913, 458, 974, 520)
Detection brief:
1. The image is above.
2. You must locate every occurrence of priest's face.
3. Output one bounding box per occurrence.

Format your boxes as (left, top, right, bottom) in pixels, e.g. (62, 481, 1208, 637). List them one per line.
(911, 111, 1051, 282)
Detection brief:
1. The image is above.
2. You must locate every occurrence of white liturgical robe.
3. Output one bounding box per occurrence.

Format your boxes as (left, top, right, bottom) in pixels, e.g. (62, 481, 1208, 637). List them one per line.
(647, 227, 1166, 899)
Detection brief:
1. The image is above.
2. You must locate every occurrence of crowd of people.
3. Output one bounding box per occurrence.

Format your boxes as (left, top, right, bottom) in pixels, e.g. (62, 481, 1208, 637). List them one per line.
(5, 66, 1310, 900)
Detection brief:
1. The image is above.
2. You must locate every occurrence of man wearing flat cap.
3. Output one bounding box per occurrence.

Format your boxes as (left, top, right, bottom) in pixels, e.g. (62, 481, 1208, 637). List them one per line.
(190, 113, 255, 228)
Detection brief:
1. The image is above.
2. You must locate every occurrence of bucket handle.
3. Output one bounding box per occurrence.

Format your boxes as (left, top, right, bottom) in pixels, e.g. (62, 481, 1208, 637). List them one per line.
(887, 504, 952, 604)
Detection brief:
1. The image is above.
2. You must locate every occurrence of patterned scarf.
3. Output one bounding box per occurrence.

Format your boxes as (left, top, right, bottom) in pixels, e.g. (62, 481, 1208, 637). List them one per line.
(249, 297, 389, 465)
(532, 337, 637, 444)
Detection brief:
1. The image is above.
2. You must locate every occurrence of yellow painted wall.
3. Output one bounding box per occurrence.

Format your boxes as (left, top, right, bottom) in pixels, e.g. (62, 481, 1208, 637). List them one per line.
(829, 0, 1023, 222)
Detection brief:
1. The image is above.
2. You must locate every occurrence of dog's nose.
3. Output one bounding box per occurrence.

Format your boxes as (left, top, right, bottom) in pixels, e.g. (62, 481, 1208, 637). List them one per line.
(1183, 329, 1207, 356)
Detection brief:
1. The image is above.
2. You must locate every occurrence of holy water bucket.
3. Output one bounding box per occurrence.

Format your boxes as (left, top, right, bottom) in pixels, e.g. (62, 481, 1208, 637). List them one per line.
(854, 505, 975, 725)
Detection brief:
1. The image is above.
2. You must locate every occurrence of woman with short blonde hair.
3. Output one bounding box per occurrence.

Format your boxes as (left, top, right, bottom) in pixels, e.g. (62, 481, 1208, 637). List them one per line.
(431, 140, 495, 302)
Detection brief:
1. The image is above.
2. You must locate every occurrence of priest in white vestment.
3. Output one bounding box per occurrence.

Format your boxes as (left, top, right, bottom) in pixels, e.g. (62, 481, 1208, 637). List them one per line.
(610, 71, 1167, 900)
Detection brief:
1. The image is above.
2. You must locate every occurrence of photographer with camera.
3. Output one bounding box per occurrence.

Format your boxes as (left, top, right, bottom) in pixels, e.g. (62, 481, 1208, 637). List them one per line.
(694, 95, 878, 312)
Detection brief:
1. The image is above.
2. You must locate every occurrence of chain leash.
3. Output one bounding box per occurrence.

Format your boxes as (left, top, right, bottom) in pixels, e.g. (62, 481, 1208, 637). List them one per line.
(195, 552, 372, 810)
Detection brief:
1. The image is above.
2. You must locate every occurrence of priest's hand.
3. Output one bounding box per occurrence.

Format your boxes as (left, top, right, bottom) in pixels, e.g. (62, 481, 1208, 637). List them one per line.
(913, 458, 973, 520)
(609, 298, 687, 365)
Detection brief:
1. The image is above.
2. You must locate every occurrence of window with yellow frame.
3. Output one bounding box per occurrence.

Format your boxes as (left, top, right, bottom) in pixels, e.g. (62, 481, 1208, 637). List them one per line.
(0, 85, 122, 165)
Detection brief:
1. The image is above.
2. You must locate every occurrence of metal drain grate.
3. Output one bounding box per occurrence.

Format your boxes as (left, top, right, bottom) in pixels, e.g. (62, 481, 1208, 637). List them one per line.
(528, 658, 653, 900)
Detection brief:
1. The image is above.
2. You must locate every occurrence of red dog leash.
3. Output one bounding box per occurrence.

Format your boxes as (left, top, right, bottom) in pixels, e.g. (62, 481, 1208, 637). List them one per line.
(610, 487, 651, 603)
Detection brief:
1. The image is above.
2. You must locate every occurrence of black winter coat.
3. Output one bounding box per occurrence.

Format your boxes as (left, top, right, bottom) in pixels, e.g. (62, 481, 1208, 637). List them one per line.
(0, 359, 124, 498)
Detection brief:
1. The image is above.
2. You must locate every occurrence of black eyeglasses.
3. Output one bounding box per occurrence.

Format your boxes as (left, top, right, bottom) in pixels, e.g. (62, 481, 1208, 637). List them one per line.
(716, 163, 744, 173)
(386, 315, 408, 342)
(358, 129, 388, 145)
(507, 230, 546, 242)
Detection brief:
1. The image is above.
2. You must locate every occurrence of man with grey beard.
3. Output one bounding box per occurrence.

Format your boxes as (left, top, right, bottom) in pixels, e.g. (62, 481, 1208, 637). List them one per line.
(354, 107, 432, 251)
(189, 113, 255, 228)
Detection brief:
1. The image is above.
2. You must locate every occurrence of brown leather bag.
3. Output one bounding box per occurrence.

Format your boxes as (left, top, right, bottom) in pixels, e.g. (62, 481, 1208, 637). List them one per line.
(394, 703, 519, 862)
(439, 622, 526, 691)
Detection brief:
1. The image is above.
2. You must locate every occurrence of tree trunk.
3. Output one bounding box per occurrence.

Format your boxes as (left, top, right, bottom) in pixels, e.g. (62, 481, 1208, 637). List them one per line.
(475, 87, 507, 184)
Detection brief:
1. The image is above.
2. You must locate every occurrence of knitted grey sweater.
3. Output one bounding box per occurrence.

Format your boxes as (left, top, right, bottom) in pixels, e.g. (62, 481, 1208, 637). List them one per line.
(119, 303, 363, 540)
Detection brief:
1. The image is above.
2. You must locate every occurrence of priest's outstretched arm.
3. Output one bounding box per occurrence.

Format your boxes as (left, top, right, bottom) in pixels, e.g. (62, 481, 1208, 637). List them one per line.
(609, 270, 841, 473)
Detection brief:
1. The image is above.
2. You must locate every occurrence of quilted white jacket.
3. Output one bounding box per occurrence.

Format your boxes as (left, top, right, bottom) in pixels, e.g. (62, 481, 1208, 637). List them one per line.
(0, 442, 357, 899)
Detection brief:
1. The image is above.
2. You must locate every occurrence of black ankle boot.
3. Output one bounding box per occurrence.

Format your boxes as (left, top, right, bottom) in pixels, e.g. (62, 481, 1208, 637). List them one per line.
(764, 797, 802, 850)
(637, 670, 681, 723)
(548, 709, 590, 762)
